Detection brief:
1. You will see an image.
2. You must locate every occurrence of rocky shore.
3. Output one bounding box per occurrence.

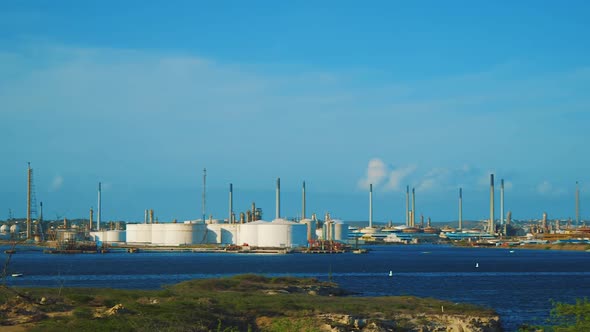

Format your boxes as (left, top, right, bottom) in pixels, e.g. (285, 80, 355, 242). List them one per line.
(0, 275, 502, 331)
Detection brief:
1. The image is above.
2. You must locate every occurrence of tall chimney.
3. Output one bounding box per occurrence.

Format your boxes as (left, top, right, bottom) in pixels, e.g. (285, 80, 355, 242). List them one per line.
(39, 201, 43, 223)
(149, 209, 154, 224)
(459, 188, 463, 230)
(489, 174, 495, 235)
(500, 179, 505, 226)
(144, 209, 148, 224)
(412, 188, 416, 227)
(26, 163, 32, 239)
(369, 184, 373, 228)
(202, 168, 207, 222)
(542, 212, 548, 230)
(302, 181, 306, 220)
(229, 183, 233, 224)
(97, 182, 102, 231)
(576, 181, 580, 227)
(276, 178, 281, 219)
(89, 208, 94, 231)
(405, 185, 409, 227)
(251, 202, 256, 221)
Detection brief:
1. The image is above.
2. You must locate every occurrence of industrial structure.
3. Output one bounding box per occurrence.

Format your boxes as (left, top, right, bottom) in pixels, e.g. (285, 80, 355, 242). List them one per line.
(4, 164, 590, 250)
(89, 177, 348, 249)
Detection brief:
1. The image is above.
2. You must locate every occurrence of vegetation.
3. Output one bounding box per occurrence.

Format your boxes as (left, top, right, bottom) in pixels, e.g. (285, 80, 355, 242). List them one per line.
(0, 274, 496, 331)
(519, 298, 590, 332)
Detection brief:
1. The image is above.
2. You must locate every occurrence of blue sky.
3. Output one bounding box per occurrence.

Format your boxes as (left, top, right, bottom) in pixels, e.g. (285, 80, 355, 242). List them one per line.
(1, 1, 589, 223)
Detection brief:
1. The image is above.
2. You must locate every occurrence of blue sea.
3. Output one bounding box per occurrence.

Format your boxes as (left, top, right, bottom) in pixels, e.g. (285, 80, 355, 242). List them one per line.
(3, 244, 590, 331)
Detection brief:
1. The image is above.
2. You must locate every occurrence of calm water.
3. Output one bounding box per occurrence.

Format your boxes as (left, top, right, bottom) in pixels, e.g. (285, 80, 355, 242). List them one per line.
(3, 244, 590, 331)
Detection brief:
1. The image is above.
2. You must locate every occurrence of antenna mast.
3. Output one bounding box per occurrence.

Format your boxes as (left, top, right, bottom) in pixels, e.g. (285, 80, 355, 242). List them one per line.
(202, 168, 207, 222)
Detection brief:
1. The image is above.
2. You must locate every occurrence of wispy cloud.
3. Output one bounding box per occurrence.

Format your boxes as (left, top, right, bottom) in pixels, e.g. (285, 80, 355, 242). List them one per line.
(50, 175, 64, 191)
(358, 158, 388, 189)
(385, 165, 416, 191)
(536, 180, 566, 196)
(358, 158, 416, 191)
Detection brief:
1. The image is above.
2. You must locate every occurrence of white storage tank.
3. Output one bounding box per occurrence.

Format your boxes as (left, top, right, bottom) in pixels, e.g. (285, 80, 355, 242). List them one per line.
(258, 219, 307, 248)
(126, 224, 152, 243)
(105, 230, 126, 243)
(10, 224, 20, 234)
(206, 224, 238, 245)
(300, 218, 315, 243)
(151, 223, 167, 245)
(205, 224, 221, 244)
(191, 223, 208, 244)
(238, 220, 267, 247)
(163, 223, 196, 246)
(332, 220, 349, 242)
(0, 225, 7, 233)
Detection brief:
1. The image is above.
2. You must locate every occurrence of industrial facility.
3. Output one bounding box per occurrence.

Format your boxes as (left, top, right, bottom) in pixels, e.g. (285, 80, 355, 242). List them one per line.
(1, 165, 589, 252)
(87, 177, 348, 249)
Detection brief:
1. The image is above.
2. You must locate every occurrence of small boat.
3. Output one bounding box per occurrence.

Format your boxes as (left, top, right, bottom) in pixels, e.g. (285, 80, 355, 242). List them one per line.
(11, 273, 23, 277)
(4, 249, 16, 254)
(388, 270, 393, 277)
(475, 263, 479, 268)
(509, 250, 515, 253)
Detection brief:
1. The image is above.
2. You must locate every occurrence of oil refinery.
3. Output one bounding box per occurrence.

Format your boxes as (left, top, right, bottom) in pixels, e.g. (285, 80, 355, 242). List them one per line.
(1, 165, 589, 252)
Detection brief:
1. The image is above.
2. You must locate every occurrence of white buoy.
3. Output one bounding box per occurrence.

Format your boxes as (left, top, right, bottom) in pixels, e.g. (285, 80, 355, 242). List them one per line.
(475, 263, 479, 268)
(388, 270, 393, 277)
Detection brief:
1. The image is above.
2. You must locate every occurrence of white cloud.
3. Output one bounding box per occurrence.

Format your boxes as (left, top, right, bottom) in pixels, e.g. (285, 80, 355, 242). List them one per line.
(358, 158, 388, 189)
(50, 175, 64, 191)
(385, 165, 416, 191)
(537, 180, 566, 196)
(358, 159, 416, 191)
(537, 181, 552, 194)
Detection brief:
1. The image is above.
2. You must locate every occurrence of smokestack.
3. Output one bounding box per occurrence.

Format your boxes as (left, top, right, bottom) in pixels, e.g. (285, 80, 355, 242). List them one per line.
(202, 168, 207, 222)
(97, 182, 102, 231)
(459, 188, 463, 230)
(149, 209, 154, 224)
(542, 212, 548, 230)
(369, 184, 373, 228)
(276, 178, 281, 219)
(500, 179, 505, 226)
(577, 186, 581, 227)
(144, 209, 148, 224)
(229, 183, 233, 224)
(302, 181, 306, 220)
(251, 202, 256, 221)
(489, 174, 495, 235)
(412, 188, 416, 227)
(89, 208, 94, 231)
(26, 162, 32, 239)
(406, 185, 409, 227)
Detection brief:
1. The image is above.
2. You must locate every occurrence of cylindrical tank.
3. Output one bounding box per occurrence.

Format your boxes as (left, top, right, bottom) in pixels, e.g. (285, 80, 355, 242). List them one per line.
(219, 224, 238, 245)
(300, 219, 315, 243)
(126, 224, 152, 243)
(0, 225, 7, 233)
(238, 220, 266, 246)
(10, 224, 20, 233)
(105, 230, 126, 242)
(163, 223, 195, 246)
(258, 219, 307, 248)
(332, 220, 349, 242)
(151, 224, 167, 245)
